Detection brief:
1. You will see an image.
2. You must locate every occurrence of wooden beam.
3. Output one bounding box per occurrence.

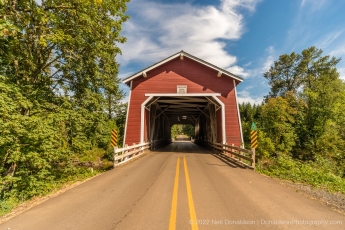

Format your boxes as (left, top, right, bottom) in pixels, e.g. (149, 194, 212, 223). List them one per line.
(205, 97, 221, 110)
(196, 107, 210, 118)
(155, 105, 170, 118)
(157, 99, 208, 103)
(146, 97, 160, 108)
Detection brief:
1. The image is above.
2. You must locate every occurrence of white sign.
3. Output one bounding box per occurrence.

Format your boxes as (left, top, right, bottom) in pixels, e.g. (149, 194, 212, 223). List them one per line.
(177, 85, 187, 94)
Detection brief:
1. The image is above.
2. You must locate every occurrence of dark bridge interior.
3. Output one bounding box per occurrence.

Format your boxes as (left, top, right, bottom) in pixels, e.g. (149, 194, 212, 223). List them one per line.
(145, 95, 221, 143)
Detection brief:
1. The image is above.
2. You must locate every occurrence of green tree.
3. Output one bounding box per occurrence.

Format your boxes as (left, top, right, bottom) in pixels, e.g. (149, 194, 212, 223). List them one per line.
(264, 52, 303, 98)
(239, 102, 261, 148)
(171, 125, 182, 138)
(264, 46, 340, 99)
(0, 0, 129, 206)
(114, 102, 128, 147)
(182, 125, 194, 138)
(259, 96, 297, 154)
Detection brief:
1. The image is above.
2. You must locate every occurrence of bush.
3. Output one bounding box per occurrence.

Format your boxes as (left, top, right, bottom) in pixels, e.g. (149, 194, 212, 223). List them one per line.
(257, 155, 345, 194)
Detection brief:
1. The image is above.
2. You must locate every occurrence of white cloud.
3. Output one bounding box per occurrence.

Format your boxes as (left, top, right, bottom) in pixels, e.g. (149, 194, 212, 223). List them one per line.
(318, 30, 345, 49)
(237, 89, 263, 105)
(118, 71, 135, 80)
(329, 46, 345, 59)
(260, 46, 275, 73)
(300, 0, 328, 11)
(244, 46, 275, 78)
(119, 0, 261, 73)
(226, 65, 249, 78)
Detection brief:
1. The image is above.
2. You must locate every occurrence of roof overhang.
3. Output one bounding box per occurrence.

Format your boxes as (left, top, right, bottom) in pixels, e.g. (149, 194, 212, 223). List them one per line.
(123, 51, 243, 84)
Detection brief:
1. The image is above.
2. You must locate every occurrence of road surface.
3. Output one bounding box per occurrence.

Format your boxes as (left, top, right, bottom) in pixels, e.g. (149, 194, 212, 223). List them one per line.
(1, 141, 344, 229)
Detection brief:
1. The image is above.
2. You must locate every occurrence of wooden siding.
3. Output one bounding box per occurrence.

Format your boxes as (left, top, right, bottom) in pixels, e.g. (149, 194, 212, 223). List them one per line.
(125, 56, 241, 146)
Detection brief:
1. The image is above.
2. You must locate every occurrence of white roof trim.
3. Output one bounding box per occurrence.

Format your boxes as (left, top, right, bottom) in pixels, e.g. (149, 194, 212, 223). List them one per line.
(123, 51, 243, 84)
(145, 93, 221, 97)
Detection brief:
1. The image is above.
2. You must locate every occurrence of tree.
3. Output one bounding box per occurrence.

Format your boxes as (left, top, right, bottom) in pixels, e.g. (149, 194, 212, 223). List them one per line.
(171, 125, 182, 138)
(0, 0, 129, 203)
(263, 46, 345, 164)
(114, 102, 128, 147)
(259, 96, 297, 154)
(239, 102, 261, 147)
(264, 52, 303, 98)
(182, 125, 194, 138)
(264, 47, 340, 98)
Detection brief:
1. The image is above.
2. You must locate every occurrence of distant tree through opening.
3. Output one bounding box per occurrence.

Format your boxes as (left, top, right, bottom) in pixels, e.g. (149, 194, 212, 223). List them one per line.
(171, 124, 195, 140)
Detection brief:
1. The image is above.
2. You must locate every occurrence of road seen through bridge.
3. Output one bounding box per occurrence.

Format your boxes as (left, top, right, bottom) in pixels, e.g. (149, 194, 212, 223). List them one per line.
(1, 142, 345, 230)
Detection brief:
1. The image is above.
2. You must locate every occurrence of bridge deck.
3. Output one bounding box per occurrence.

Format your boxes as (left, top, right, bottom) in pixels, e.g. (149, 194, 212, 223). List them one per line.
(1, 142, 344, 229)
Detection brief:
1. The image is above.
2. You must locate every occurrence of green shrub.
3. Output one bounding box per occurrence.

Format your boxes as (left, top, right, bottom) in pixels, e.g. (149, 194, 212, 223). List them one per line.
(258, 155, 345, 194)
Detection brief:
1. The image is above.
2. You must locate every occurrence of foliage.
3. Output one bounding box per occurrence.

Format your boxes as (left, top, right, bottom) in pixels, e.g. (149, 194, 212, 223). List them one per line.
(257, 155, 345, 194)
(0, 0, 129, 215)
(255, 130, 275, 159)
(239, 102, 261, 148)
(171, 125, 180, 138)
(264, 46, 340, 98)
(259, 96, 297, 154)
(241, 46, 345, 194)
(171, 124, 194, 138)
(114, 102, 128, 147)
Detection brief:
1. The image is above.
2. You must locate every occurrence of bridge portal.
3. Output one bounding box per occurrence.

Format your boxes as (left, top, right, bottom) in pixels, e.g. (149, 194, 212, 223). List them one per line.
(123, 51, 244, 146)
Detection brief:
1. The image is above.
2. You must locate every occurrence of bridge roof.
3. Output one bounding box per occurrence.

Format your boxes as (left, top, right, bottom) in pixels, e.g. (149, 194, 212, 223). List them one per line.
(122, 50, 244, 84)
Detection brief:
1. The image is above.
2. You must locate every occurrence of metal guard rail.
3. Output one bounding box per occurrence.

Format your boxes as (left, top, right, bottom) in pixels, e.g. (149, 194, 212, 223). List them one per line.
(194, 139, 255, 169)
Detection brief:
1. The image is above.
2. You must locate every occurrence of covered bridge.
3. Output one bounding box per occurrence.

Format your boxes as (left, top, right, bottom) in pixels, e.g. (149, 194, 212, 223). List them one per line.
(123, 51, 244, 147)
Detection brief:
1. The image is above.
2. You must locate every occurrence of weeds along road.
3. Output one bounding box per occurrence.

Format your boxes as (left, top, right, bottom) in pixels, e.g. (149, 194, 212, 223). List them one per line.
(1, 142, 345, 230)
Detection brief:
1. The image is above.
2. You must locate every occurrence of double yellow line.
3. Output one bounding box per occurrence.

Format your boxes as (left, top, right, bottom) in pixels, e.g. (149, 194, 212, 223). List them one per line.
(169, 156, 198, 230)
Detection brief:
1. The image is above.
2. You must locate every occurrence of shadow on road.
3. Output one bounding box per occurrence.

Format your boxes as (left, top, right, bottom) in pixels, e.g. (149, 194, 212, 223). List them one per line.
(152, 141, 210, 154)
(210, 153, 247, 169)
(152, 141, 248, 169)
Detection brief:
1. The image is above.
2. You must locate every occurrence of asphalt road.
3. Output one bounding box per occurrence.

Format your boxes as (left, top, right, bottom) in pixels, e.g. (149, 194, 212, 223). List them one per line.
(1, 142, 345, 230)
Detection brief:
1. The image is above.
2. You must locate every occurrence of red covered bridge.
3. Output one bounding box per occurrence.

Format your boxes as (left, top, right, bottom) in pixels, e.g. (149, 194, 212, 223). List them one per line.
(123, 51, 244, 147)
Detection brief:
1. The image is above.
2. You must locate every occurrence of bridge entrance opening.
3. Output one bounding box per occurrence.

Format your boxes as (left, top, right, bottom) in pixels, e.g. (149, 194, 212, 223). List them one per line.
(141, 94, 224, 145)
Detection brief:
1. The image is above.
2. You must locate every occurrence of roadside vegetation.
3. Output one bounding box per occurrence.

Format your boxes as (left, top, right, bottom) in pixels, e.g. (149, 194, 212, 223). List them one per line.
(0, 0, 129, 216)
(171, 124, 194, 139)
(240, 47, 345, 194)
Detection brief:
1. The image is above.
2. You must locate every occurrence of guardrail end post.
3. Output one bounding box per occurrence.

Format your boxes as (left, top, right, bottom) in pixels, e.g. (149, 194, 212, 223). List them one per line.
(113, 146, 118, 167)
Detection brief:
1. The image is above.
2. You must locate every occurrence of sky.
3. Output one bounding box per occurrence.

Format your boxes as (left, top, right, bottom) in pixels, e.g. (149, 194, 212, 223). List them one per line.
(117, 0, 345, 104)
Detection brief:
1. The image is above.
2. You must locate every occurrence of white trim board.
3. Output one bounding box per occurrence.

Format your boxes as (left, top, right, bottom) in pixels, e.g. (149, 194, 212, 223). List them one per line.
(211, 96, 226, 144)
(233, 79, 244, 146)
(140, 94, 226, 144)
(123, 81, 132, 146)
(140, 96, 154, 143)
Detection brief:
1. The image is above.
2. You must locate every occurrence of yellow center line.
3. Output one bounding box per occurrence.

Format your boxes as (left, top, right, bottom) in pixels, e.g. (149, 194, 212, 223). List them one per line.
(169, 156, 180, 230)
(184, 156, 198, 230)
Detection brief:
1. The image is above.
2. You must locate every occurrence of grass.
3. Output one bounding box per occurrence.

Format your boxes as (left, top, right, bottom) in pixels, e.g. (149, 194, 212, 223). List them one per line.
(257, 155, 345, 194)
(0, 167, 104, 217)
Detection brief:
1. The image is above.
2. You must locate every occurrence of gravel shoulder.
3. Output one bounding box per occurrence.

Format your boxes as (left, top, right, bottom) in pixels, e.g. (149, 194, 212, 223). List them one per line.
(276, 179, 345, 215)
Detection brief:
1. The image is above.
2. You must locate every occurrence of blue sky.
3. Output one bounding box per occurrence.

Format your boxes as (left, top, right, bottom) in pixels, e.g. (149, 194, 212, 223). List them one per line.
(117, 0, 345, 104)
